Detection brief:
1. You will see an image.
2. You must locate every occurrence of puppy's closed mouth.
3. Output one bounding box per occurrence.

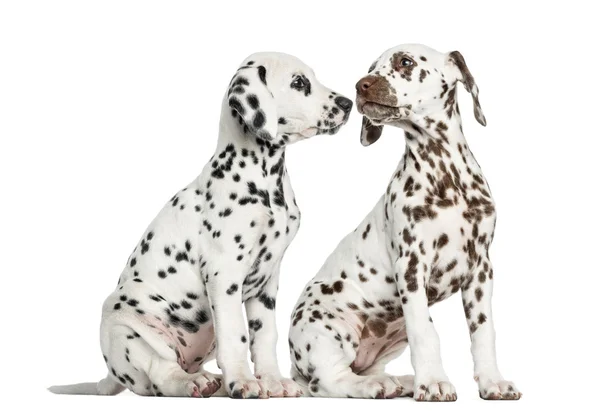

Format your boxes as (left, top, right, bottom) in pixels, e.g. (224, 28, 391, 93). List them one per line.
(357, 99, 401, 120)
(301, 120, 347, 137)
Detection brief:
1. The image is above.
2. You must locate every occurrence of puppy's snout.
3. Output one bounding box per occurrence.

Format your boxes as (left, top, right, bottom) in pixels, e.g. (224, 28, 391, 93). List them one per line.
(356, 75, 378, 94)
(334, 96, 353, 113)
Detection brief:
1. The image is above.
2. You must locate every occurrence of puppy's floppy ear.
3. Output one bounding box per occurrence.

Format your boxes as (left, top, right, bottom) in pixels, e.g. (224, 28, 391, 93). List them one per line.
(360, 59, 384, 146)
(360, 116, 383, 146)
(446, 51, 487, 126)
(227, 64, 277, 140)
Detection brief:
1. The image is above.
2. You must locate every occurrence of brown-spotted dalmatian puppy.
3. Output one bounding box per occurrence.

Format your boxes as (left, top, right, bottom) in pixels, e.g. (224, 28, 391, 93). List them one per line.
(49, 52, 352, 399)
(288, 44, 520, 401)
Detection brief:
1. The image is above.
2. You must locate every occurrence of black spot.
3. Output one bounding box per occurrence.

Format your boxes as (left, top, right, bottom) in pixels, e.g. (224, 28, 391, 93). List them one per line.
(195, 309, 209, 324)
(258, 293, 275, 310)
(257, 66, 267, 85)
(226, 283, 239, 295)
(247, 95, 259, 110)
(248, 319, 263, 332)
(175, 252, 189, 262)
(253, 111, 265, 129)
(278, 117, 287, 125)
(229, 96, 245, 116)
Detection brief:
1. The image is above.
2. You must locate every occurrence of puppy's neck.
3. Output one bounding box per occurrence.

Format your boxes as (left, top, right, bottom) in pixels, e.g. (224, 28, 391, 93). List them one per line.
(401, 109, 466, 148)
(216, 109, 286, 159)
(397, 106, 483, 180)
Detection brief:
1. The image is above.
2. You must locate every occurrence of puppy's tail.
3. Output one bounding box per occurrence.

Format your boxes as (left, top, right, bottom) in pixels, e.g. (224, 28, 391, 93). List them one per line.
(48, 376, 125, 395)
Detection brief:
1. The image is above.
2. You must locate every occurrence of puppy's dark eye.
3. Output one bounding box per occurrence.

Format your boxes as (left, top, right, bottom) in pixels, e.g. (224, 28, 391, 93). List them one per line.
(291, 76, 306, 89)
(400, 58, 413, 67)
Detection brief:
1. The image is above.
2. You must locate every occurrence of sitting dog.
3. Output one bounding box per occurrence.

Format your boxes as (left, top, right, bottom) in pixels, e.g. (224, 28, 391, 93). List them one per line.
(49, 52, 353, 399)
(288, 44, 520, 401)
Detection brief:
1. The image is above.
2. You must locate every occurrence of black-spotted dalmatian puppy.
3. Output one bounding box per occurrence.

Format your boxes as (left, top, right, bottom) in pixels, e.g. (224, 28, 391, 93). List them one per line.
(49, 52, 352, 399)
(288, 44, 520, 401)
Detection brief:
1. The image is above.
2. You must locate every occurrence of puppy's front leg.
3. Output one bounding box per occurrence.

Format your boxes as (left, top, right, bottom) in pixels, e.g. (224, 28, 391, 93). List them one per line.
(395, 252, 456, 402)
(461, 257, 521, 400)
(206, 270, 265, 399)
(245, 267, 303, 397)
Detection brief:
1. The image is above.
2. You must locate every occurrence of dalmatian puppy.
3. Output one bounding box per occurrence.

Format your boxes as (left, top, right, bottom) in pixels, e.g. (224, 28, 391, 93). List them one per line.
(49, 52, 353, 399)
(288, 44, 520, 401)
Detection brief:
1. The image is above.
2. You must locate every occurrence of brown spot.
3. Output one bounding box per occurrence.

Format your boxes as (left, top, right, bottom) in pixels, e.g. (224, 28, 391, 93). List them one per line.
(347, 302, 359, 310)
(475, 288, 483, 302)
(405, 252, 419, 292)
(427, 286, 438, 302)
(436, 198, 454, 208)
(333, 280, 343, 293)
(361, 326, 370, 339)
(419, 69, 427, 83)
(478, 313, 487, 324)
(446, 259, 458, 272)
(391, 52, 417, 81)
(437, 233, 449, 249)
(420, 244, 428, 258)
(402, 228, 414, 245)
(478, 271, 486, 283)
(368, 319, 388, 338)
(463, 300, 474, 319)
(359, 273, 368, 282)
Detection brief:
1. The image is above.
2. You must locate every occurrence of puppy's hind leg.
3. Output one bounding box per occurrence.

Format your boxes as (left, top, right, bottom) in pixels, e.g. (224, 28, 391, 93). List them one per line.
(104, 324, 220, 397)
(357, 340, 414, 397)
(292, 330, 404, 399)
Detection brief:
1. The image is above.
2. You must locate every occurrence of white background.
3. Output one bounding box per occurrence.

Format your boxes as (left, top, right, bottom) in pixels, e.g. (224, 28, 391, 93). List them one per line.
(1, 0, 598, 409)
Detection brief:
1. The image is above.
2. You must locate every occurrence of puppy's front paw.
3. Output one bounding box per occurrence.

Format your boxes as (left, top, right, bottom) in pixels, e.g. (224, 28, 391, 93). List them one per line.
(414, 380, 456, 402)
(256, 374, 303, 397)
(227, 378, 267, 399)
(477, 377, 521, 400)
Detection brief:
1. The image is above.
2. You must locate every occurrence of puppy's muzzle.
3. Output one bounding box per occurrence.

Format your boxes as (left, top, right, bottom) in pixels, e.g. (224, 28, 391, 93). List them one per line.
(355, 75, 400, 120)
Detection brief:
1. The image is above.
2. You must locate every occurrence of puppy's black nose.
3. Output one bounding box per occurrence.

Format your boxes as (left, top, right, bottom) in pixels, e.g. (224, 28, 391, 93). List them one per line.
(335, 96, 353, 113)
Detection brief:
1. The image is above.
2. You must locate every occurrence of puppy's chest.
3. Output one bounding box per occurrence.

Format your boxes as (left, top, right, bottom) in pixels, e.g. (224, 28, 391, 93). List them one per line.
(387, 155, 495, 226)
(241, 206, 300, 298)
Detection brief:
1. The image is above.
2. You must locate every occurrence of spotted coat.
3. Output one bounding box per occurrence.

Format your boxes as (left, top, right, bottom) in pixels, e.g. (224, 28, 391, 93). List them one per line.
(49, 52, 353, 399)
(288, 44, 520, 402)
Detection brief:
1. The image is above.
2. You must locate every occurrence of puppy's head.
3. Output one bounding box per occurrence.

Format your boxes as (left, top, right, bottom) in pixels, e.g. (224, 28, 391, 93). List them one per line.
(355, 44, 486, 146)
(226, 52, 352, 145)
